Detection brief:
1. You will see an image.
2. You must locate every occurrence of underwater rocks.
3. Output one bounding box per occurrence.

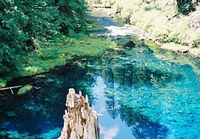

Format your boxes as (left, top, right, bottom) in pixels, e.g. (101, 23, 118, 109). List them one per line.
(59, 88, 101, 139)
(6, 111, 16, 118)
(125, 41, 136, 49)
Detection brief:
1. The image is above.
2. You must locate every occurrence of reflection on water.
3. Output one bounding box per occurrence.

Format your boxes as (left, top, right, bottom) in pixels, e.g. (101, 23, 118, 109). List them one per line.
(93, 76, 168, 139)
(0, 41, 200, 138)
(93, 43, 200, 139)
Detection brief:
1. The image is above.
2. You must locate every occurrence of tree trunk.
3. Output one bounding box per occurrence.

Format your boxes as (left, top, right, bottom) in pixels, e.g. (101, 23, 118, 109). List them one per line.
(58, 88, 101, 139)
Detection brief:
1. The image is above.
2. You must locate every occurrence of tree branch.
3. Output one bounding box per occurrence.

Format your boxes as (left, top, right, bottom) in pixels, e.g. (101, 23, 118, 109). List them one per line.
(0, 85, 23, 91)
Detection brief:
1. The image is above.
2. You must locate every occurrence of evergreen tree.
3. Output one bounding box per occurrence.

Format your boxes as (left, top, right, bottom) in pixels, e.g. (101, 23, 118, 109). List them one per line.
(56, 0, 86, 35)
(0, 0, 86, 76)
(0, 0, 28, 75)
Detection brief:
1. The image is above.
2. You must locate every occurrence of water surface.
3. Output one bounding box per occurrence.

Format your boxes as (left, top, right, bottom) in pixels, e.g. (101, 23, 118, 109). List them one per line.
(0, 9, 200, 139)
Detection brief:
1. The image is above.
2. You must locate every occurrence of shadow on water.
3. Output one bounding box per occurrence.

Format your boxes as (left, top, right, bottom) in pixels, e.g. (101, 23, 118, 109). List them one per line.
(1, 40, 200, 138)
(1, 9, 200, 139)
(0, 62, 97, 138)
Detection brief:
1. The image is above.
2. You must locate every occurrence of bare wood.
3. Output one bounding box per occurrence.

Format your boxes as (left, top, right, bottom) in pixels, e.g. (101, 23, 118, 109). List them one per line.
(0, 85, 23, 91)
(59, 88, 101, 139)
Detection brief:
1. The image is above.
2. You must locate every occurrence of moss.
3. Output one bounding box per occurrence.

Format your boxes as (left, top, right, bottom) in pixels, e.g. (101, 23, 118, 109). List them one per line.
(21, 34, 115, 75)
(84, 18, 107, 32)
(0, 79, 7, 88)
(0, 34, 116, 87)
(85, 26, 107, 32)
(0, 77, 12, 88)
(17, 85, 33, 96)
(144, 40, 159, 49)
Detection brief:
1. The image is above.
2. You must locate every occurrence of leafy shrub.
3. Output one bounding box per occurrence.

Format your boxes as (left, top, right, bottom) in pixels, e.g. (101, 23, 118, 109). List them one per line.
(0, 0, 87, 77)
(38, 47, 61, 60)
(107, 0, 200, 46)
(178, 2, 194, 15)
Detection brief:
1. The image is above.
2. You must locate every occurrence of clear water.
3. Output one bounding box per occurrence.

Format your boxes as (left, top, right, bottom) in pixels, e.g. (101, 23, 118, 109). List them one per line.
(1, 9, 200, 139)
(0, 42, 200, 139)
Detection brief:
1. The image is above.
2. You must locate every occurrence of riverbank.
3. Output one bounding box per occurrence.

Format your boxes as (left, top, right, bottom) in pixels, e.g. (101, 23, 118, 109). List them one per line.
(88, 2, 200, 58)
(1, 8, 200, 138)
(0, 34, 116, 88)
(1, 6, 200, 88)
(88, 8, 200, 74)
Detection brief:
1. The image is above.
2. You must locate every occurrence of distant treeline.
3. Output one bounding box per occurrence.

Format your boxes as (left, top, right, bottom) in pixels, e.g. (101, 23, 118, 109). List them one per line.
(87, 0, 200, 48)
(87, 0, 199, 8)
(0, 0, 86, 76)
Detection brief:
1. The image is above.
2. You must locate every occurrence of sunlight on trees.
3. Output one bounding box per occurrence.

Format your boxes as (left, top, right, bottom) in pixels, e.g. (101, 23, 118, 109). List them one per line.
(0, 0, 86, 77)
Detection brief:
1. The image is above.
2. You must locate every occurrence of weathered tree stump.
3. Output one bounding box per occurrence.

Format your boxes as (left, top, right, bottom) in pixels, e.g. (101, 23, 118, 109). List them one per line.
(59, 88, 101, 139)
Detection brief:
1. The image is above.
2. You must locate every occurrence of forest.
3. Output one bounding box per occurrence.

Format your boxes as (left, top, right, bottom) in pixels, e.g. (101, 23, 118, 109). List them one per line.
(0, 0, 200, 139)
(0, 0, 116, 87)
(1, 0, 200, 87)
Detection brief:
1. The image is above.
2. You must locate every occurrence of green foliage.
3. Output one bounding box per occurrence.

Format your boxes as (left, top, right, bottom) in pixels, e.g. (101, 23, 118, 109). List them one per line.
(0, 0, 29, 76)
(96, 0, 199, 47)
(17, 84, 33, 96)
(18, 33, 116, 78)
(0, 0, 87, 80)
(0, 0, 59, 77)
(38, 47, 61, 60)
(84, 19, 107, 32)
(56, 0, 86, 35)
(178, 2, 194, 15)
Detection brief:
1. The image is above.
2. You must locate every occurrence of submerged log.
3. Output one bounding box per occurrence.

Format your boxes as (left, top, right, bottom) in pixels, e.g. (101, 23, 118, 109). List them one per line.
(59, 88, 101, 139)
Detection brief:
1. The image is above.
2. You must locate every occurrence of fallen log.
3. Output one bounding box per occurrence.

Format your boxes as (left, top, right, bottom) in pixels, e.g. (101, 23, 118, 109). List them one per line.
(59, 88, 101, 139)
(0, 85, 23, 94)
(0, 85, 23, 91)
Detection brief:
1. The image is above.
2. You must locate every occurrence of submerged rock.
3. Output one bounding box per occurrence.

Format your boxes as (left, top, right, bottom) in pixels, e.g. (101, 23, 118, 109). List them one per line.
(1, 121, 10, 128)
(6, 111, 16, 117)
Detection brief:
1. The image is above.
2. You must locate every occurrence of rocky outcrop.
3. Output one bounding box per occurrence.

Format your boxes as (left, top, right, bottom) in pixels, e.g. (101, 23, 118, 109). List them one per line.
(59, 88, 101, 139)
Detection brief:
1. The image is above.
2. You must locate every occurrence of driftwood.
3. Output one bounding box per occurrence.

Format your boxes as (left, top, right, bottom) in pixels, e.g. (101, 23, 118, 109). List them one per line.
(0, 85, 23, 91)
(0, 85, 23, 94)
(0, 85, 40, 95)
(59, 88, 101, 139)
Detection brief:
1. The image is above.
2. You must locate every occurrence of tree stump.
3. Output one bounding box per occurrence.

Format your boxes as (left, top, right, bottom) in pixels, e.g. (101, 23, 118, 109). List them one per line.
(58, 88, 101, 139)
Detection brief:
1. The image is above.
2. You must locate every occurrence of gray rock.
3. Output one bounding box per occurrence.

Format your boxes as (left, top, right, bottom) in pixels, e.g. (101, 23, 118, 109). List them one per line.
(177, 49, 189, 53)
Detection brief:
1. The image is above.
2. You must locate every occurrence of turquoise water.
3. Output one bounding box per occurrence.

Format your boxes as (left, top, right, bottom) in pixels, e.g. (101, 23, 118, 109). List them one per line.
(0, 41, 200, 138)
